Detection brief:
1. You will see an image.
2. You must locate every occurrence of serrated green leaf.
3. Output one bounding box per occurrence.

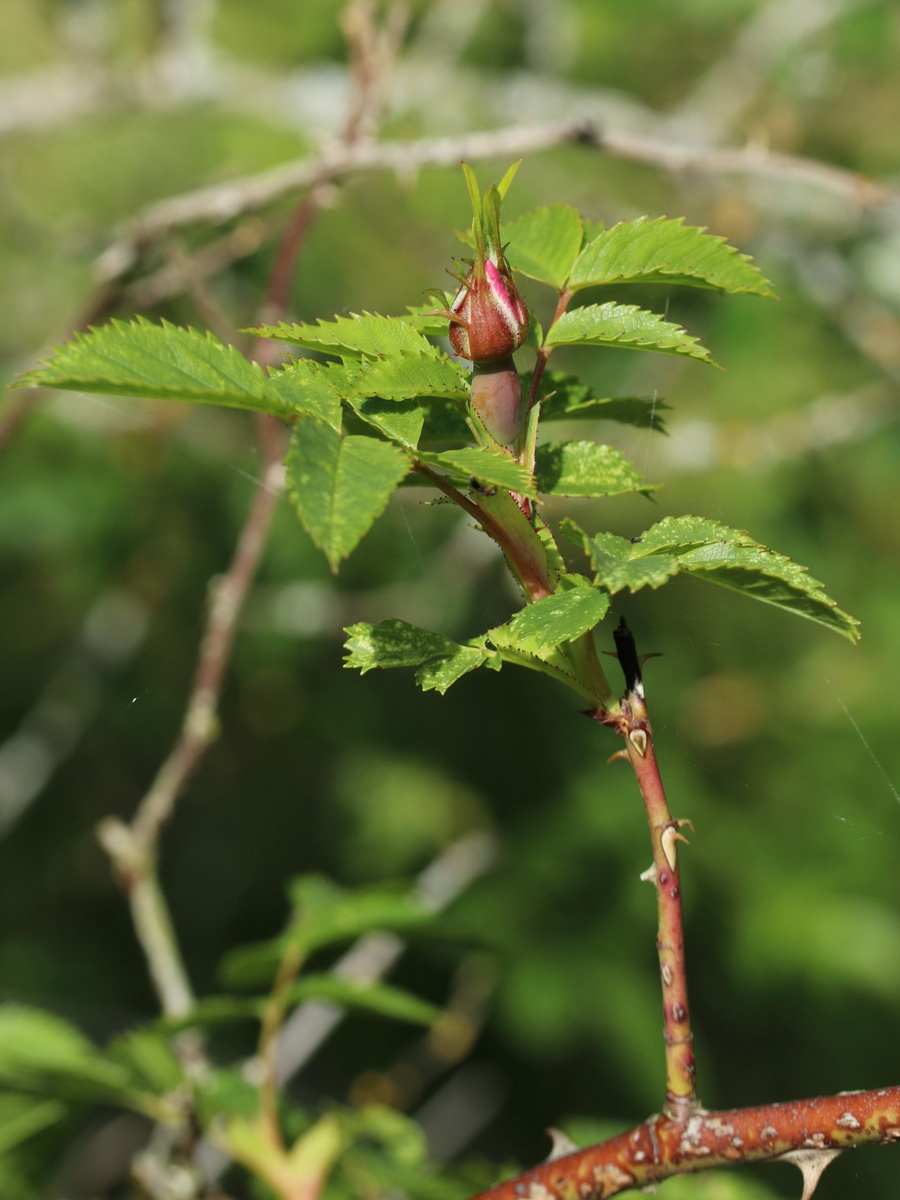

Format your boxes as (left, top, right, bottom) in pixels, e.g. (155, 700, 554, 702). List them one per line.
(16, 318, 293, 417)
(344, 618, 470, 674)
(416, 644, 489, 693)
(504, 578, 610, 655)
(416, 446, 535, 496)
(349, 353, 469, 402)
(287, 418, 409, 569)
(486, 623, 600, 705)
(400, 303, 455, 334)
(343, 618, 490, 694)
(561, 521, 680, 592)
(536, 441, 652, 497)
(546, 303, 713, 363)
(268, 359, 343, 429)
(252, 313, 439, 359)
(564, 515, 859, 640)
(504, 204, 584, 289)
(347, 398, 424, 448)
(537, 371, 669, 431)
(568, 216, 776, 296)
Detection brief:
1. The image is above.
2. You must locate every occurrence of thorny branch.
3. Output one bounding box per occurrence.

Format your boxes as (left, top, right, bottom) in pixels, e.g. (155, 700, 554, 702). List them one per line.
(469, 619, 899, 1199)
(467, 1085, 900, 1200)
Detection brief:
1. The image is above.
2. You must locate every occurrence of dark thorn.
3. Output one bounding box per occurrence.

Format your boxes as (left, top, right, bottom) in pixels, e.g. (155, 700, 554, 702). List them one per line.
(613, 616, 642, 693)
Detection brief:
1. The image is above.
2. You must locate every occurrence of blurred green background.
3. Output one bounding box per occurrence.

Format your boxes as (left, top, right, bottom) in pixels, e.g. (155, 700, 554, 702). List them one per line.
(2, 0, 900, 1196)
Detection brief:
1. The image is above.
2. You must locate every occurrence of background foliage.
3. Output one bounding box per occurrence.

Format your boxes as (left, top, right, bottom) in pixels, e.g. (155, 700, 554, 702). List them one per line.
(2, 0, 900, 1196)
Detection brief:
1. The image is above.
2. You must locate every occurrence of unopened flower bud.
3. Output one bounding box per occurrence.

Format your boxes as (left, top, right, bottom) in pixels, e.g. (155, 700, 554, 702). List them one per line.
(449, 256, 529, 363)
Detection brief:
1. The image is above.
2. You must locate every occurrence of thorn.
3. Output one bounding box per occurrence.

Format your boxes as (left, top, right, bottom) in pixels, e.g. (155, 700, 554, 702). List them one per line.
(676, 818, 695, 833)
(607, 749, 630, 764)
(640, 863, 658, 884)
(638, 652, 664, 669)
(661, 826, 689, 872)
(545, 1128, 579, 1162)
(628, 728, 648, 758)
(779, 1148, 842, 1200)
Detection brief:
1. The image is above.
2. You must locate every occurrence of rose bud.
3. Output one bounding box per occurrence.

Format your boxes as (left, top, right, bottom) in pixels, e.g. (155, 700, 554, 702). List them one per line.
(442, 162, 529, 443)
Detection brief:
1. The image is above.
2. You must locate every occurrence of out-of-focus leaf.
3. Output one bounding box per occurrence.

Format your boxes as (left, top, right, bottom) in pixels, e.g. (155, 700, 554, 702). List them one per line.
(0, 1095, 67, 1155)
(106, 1029, 184, 1095)
(220, 877, 433, 988)
(0, 1007, 144, 1108)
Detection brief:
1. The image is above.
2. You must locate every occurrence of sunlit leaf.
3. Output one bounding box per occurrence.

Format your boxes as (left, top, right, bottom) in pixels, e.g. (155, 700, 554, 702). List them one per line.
(16, 318, 293, 417)
(505, 204, 584, 289)
(563, 515, 859, 640)
(287, 418, 410, 569)
(545, 303, 713, 363)
(416, 447, 535, 495)
(504, 577, 610, 655)
(252, 313, 440, 359)
(536, 441, 652, 497)
(344, 618, 490, 694)
(568, 216, 776, 296)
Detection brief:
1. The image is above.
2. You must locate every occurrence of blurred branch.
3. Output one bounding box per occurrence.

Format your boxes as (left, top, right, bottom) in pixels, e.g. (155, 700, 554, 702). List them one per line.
(96, 119, 895, 287)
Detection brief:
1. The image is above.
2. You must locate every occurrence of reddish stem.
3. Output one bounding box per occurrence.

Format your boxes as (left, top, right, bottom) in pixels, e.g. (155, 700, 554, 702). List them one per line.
(467, 1085, 900, 1200)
